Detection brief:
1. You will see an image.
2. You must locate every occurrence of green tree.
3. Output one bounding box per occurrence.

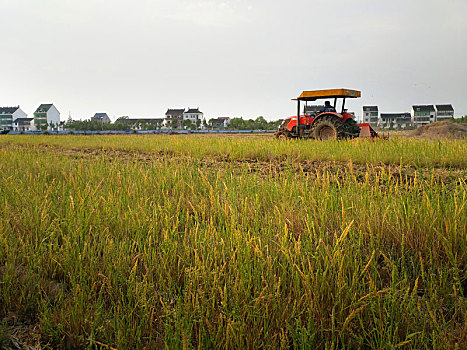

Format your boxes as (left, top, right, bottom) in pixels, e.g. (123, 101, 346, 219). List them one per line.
(227, 117, 281, 130)
(39, 122, 48, 131)
(116, 116, 129, 123)
(229, 118, 246, 130)
(170, 119, 179, 129)
(245, 119, 255, 130)
(267, 120, 281, 130)
(182, 119, 193, 130)
(255, 116, 268, 130)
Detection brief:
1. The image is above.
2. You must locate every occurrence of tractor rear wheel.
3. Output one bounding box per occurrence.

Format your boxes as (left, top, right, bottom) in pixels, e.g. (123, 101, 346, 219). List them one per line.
(343, 118, 361, 139)
(311, 115, 345, 140)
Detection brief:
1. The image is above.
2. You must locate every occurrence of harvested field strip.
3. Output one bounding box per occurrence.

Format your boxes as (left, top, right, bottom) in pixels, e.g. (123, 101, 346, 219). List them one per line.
(2, 143, 465, 186)
(0, 145, 466, 349)
(0, 134, 466, 168)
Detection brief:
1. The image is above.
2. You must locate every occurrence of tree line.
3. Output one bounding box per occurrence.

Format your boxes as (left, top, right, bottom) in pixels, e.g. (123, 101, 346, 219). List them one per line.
(62, 116, 281, 131)
(227, 117, 280, 130)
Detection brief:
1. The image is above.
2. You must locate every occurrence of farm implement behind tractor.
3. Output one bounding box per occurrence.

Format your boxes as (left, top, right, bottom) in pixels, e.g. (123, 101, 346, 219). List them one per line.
(275, 88, 379, 140)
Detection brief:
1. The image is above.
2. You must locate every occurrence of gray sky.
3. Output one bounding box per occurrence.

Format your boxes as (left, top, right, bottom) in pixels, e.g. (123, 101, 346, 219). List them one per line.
(1, 0, 466, 121)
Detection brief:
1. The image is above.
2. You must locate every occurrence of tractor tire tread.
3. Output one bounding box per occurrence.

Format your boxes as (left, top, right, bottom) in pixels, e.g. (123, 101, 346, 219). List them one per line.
(311, 114, 345, 140)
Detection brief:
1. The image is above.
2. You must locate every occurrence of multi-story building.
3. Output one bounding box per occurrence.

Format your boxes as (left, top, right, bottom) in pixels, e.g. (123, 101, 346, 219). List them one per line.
(183, 108, 203, 125)
(411, 105, 436, 127)
(164, 109, 185, 128)
(34, 104, 60, 130)
(362, 106, 379, 126)
(379, 113, 412, 129)
(0, 106, 28, 131)
(435, 104, 454, 121)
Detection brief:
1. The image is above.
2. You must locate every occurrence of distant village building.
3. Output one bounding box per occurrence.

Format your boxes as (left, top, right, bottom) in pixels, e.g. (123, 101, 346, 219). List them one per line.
(411, 105, 436, 127)
(34, 104, 60, 130)
(164, 109, 185, 128)
(379, 113, 412, 129)
(163, 108, 204, 128)
(92, 113, 111, 123)
(0, 106, 29, 131)
(435, 104, 454, 121)
(362, 106, 379, 126)
(304, 105, 326, 115)
(183, 108, 203, 124)
(118, 118, 164, 129)
(13, 118, 35, 131)
(210, 117, 230, 129)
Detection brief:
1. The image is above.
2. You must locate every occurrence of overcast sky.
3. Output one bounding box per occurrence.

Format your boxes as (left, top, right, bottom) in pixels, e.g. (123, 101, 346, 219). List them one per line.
(1, 0, 466, 121)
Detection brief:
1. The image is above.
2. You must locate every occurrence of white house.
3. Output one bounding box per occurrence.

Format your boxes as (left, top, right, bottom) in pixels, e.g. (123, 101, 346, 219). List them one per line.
(0, 106, 28, 131)
(34, 104, 61, 130)
(379, 113, 412, 129)
(435, 104, 454, 121)
(209, 117, 230, 129)
(183, 108, 203, 125)
(362, 106, 379, 126)
(411, 105, 435, 127)
(12, 118, 34, 131)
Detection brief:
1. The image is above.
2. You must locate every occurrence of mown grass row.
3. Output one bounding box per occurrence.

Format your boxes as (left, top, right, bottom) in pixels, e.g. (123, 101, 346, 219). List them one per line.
(0, 145, 466, 349)
(0, 134, 466, 168)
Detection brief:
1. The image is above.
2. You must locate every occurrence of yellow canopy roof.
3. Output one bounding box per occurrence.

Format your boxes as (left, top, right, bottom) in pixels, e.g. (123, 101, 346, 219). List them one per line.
(295, 88, 361, 101)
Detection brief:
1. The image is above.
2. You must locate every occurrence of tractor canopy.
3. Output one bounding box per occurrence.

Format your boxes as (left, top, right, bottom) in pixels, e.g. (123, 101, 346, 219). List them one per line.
(294, 88, 361, 101)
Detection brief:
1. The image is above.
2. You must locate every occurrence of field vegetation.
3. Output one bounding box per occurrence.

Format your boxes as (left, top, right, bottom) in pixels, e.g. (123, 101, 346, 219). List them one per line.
(0, 135, 466, 349)
(1, 134, 466, 167)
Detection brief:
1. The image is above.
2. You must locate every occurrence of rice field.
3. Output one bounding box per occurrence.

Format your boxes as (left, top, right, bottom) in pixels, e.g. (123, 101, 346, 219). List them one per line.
(0, 135, 466, 349)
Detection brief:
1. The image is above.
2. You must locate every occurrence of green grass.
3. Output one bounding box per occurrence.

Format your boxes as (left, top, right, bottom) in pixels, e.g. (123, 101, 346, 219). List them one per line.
(0, 137, 466, 349)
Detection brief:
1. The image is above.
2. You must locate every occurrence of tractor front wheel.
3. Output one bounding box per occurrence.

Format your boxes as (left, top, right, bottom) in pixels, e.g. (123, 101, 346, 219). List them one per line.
(275, 131, 291, 140)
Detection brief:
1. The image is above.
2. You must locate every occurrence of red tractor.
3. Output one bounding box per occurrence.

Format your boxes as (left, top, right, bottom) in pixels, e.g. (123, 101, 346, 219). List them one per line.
(275, 88, 378, 140)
